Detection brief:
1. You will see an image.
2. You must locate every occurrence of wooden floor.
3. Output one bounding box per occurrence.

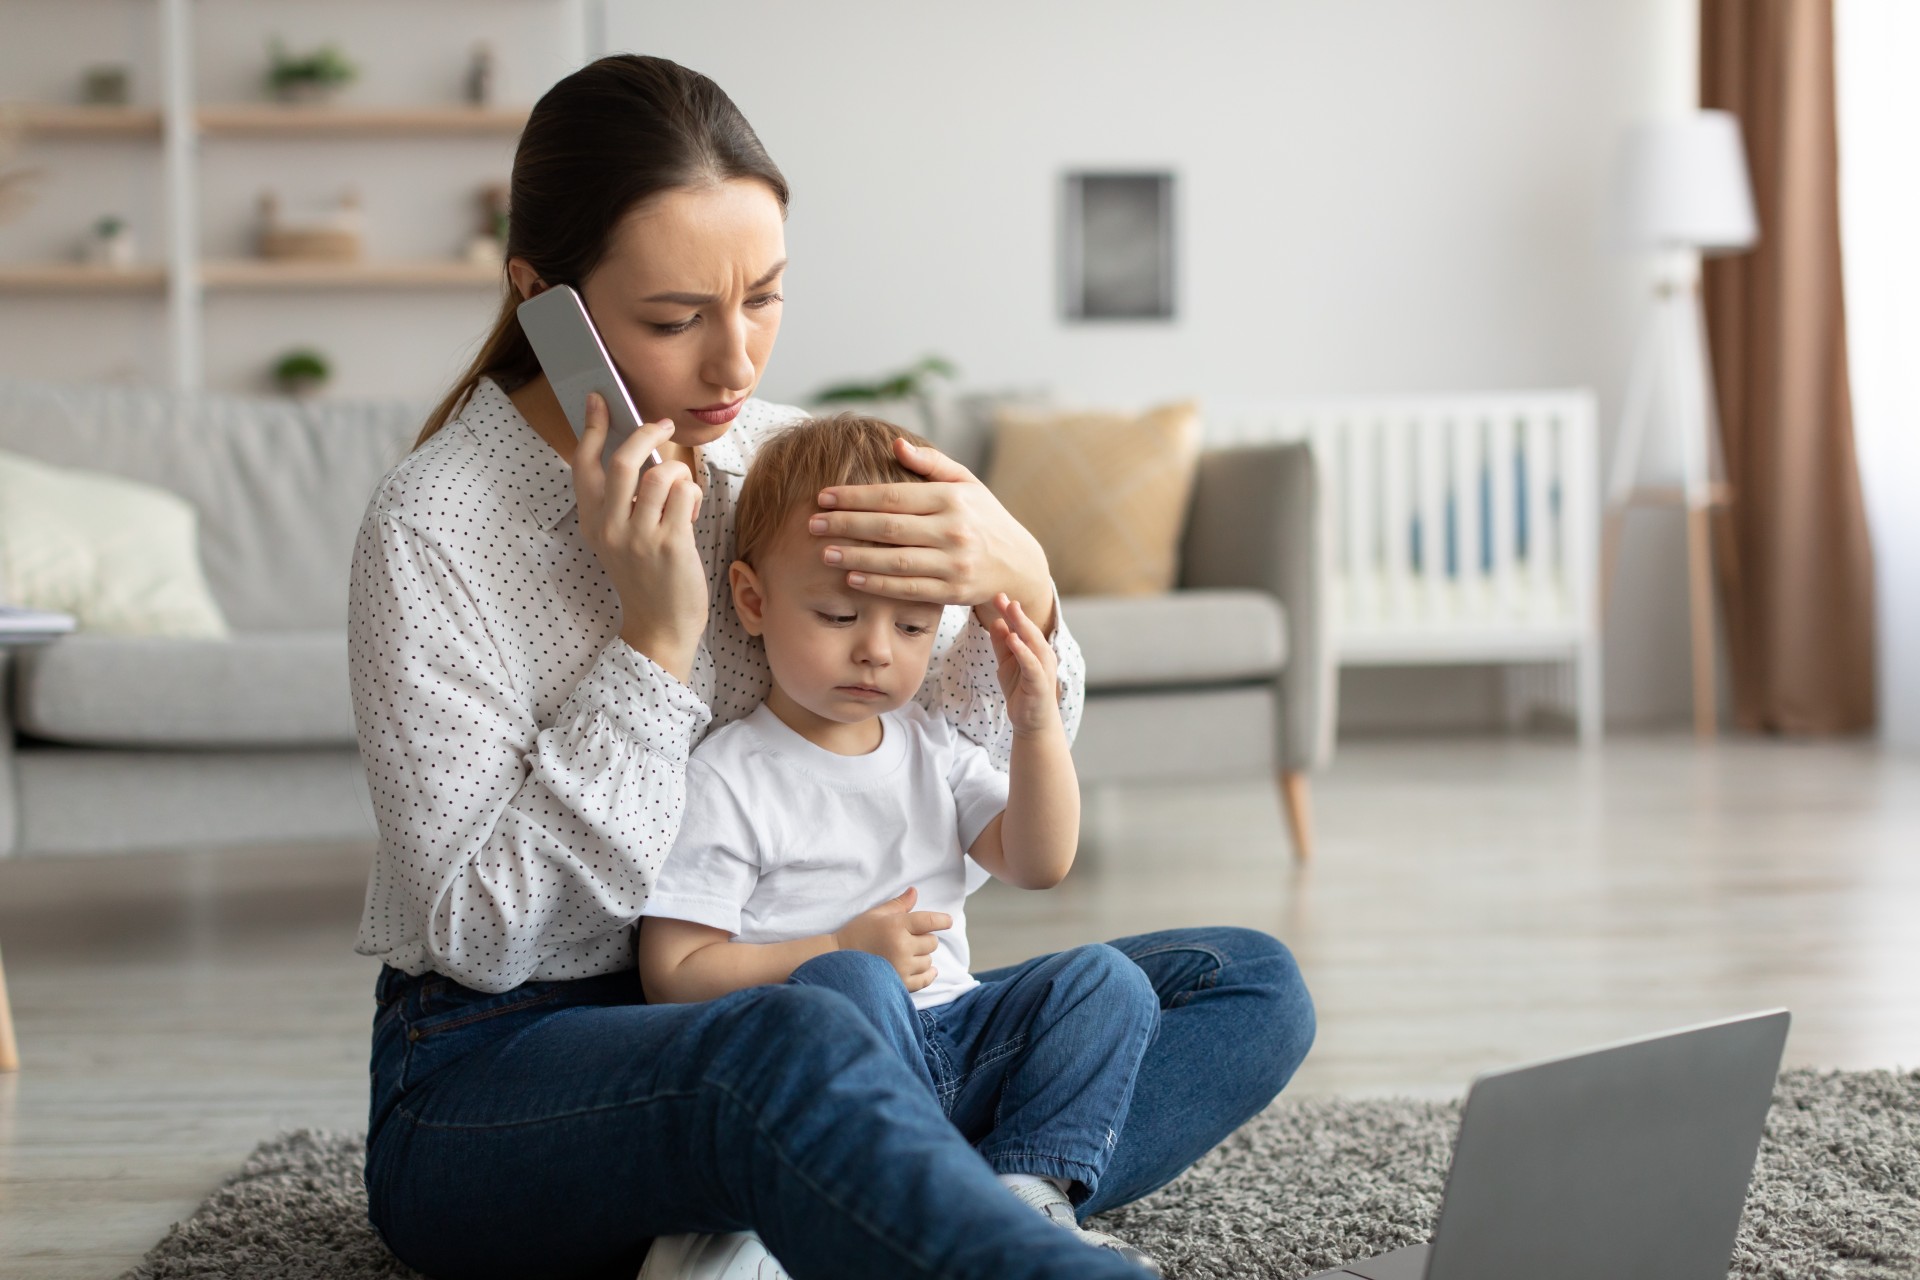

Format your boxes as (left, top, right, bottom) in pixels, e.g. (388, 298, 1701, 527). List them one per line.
(1, 734, 1916, 1278)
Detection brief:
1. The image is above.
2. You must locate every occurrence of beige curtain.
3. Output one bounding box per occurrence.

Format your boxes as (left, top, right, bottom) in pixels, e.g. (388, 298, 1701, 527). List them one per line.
(1700, 0, 1876, 734)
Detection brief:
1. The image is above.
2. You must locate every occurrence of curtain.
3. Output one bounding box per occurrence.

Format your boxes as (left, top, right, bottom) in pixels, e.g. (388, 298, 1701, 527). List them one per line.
(1700, 0, 1876, 734)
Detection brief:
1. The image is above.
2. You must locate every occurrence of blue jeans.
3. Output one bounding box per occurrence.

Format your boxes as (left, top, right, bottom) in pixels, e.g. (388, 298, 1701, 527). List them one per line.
(788, 943, 1160, 1206)
(363, 927, 1314, 1279)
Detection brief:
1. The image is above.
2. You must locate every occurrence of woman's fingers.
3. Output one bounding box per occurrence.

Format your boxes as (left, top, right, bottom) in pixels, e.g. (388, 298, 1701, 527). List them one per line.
(822, 543, 945, 579)
(601, 418, 675, 518)
(815, 480, 949, 517)
(809, 509, 940, 546)
(890, 436, 977, 484)
(843, 572, 953, 604)
(626, 458, 694, 531)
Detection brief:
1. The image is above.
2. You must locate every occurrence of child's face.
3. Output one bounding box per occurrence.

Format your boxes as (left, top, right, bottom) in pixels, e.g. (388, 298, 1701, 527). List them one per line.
(730, 513, 945, 724)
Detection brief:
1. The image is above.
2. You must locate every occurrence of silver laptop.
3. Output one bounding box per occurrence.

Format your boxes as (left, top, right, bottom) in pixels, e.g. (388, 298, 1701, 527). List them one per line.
(1308, 1009, 1789, 1280)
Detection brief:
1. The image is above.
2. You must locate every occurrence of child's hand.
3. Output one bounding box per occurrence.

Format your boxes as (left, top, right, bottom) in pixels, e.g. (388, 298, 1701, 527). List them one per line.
(833, 886, 951, 993)
(988, 592, 1062, 737)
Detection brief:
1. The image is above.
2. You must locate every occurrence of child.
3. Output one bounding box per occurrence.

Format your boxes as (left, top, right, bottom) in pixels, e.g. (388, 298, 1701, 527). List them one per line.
(638, 414, 1162, 1271)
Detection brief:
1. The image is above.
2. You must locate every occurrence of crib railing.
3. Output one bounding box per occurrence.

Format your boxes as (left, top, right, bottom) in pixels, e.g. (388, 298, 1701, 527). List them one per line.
(1205, 390, 1603, 741)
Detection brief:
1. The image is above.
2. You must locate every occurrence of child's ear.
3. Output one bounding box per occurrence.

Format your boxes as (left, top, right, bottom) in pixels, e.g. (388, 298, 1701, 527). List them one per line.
(729, 560, 766, 636)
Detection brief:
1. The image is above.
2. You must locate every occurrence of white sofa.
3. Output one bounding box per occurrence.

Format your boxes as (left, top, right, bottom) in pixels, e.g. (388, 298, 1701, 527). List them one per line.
(0, 377, 1333, 860)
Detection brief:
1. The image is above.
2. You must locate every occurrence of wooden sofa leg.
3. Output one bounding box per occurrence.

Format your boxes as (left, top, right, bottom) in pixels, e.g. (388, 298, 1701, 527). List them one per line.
(0, 943, 18, 1072)
(1279, 771, 1315, 864)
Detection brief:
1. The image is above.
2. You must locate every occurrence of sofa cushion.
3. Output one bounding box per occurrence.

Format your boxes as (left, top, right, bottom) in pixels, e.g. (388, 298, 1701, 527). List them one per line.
(1065, 590, 1286, 690)
(0, 448, 230, 637)
(0, 377, 420, 631)
(11, 632, 355, 748)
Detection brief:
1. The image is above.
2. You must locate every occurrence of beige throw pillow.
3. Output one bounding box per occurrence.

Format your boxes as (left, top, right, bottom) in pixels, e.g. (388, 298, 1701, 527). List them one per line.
(985, 401, 1202, 597)
(0, 449, 229, 637)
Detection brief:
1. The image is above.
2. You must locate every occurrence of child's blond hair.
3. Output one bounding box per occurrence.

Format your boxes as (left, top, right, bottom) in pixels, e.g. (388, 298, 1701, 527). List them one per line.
(733, 413, 937, 567)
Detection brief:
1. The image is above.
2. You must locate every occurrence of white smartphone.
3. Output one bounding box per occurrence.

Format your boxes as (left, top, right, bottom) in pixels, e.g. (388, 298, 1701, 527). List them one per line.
(516, 283, 664, 472)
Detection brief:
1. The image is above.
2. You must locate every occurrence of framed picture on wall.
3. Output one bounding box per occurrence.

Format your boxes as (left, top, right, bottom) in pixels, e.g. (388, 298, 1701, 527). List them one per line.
(1060, 171, 1176, 321)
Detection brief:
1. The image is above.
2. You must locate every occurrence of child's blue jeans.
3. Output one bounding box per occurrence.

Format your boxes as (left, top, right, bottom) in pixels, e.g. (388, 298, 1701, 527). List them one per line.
(788, 942, 1158, 1205)
(363, 926, 1314, 1279)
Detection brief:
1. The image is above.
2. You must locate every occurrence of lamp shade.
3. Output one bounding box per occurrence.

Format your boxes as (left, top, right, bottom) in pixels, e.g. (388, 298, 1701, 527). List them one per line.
(1612, 110, 1759, 255)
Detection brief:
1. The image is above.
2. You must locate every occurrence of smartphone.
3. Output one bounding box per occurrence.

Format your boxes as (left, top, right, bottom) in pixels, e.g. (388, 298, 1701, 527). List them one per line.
(516, 284, 664, 472)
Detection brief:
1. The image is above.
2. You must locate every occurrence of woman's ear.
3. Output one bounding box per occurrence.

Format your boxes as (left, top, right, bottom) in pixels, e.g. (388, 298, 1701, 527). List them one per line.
(729, 560, 767, 636)
(507, 257, 547, 302)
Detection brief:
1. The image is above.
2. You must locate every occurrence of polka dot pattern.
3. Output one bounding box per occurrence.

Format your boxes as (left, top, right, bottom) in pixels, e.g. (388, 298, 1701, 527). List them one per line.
(348, 377, 1086, 994)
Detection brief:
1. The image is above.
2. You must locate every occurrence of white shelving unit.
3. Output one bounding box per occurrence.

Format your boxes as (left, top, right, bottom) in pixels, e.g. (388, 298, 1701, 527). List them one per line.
(0, 0, 598, 393)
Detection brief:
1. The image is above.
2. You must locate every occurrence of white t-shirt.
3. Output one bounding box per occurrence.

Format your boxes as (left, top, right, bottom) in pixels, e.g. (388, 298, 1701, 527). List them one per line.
(643, 700, 1010, 1009)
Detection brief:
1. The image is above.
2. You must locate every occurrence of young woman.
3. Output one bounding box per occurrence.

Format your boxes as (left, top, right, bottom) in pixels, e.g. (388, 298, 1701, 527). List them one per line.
(352, 54, 1315, 1280)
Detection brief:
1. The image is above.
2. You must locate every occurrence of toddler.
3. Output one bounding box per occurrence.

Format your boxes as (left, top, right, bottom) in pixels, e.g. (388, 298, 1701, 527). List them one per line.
(638, 414, 1161, 1271)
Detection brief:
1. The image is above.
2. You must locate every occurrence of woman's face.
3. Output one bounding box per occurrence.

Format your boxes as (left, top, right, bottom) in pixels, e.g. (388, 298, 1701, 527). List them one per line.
(576, 178, 787, 447)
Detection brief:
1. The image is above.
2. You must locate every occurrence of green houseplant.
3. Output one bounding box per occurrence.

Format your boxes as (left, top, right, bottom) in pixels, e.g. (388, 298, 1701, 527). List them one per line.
(273, 348, 331, 397)
(266, 40, 358, 103)
(812, 356, 958, 435)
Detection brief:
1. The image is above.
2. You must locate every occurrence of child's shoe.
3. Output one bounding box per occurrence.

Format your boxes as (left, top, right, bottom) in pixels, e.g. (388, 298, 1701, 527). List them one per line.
(636, 1231, 791, 1279)
(1004, 1178, 1165, 1275)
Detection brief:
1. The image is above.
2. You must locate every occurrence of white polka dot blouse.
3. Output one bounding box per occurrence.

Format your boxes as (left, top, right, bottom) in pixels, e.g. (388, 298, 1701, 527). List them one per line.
(348, 377, 1087, 994)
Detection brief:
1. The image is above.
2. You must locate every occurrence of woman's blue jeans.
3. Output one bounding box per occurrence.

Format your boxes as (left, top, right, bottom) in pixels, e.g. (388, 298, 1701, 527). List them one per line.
(363, 926, 1315, 1279)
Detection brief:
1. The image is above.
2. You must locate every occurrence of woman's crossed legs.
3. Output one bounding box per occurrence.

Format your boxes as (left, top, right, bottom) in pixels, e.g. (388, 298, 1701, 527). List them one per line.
(364, 970, 1145, 1280)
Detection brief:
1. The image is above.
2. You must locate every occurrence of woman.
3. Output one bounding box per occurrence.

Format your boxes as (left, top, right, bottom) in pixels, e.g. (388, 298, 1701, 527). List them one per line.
(354, 54, 1315, 1280)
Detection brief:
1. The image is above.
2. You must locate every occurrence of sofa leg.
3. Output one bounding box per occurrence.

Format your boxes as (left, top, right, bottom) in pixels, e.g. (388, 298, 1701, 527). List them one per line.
(1279, 771, 1315, 864)
(0, 942, 18, 1071)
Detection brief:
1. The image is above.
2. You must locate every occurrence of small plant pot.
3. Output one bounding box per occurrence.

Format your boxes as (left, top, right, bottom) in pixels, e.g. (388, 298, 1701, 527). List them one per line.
(272, 79, 343, 105)
(278, 374, 327, 399)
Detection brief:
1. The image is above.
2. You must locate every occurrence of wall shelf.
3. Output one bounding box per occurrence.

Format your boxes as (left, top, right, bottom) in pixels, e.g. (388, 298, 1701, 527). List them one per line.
(201, 259, 502, 289)
(0, 264, 168, 292)
(1, 104, 165, 138)
(196, 104, 531, 137)
(0, 0, 586, 391)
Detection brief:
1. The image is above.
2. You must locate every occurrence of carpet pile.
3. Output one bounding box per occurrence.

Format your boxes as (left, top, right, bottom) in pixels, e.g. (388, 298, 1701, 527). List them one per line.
(124, 1068, 1920, 1279)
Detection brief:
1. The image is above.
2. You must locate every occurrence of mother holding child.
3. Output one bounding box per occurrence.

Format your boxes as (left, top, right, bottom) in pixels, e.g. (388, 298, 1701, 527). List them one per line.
(351, 53, 1315, 1280)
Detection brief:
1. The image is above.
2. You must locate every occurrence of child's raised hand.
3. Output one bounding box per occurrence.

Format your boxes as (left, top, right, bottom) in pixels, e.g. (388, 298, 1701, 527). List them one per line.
(832, 886, 950, 992)
(988, 592, 1062, 737)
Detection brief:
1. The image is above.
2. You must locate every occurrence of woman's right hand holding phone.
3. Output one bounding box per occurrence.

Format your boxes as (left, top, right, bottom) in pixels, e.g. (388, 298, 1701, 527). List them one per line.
(571, 392, 708, 682)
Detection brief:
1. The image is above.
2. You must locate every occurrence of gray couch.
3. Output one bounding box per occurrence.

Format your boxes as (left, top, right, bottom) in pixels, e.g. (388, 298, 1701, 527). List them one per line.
(0, 377, 1333, 861)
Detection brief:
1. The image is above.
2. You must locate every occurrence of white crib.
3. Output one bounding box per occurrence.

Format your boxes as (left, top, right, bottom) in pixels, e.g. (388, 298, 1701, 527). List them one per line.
(1205, 390, 1603, 743)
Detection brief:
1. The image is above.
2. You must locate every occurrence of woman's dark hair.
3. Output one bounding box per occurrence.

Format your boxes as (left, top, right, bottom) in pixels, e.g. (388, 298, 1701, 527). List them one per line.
(416, 55, 788, 447)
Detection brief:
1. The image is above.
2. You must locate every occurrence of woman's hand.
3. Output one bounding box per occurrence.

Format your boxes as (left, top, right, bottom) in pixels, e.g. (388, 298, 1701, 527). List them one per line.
(571, 392, 707, 681)
(809, 438, 1056, 635)
(987, 593, 1064, 738)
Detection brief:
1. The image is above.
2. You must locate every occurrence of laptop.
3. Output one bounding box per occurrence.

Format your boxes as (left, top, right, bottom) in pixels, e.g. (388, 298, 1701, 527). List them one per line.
(1307, 1009, 1790, 1280)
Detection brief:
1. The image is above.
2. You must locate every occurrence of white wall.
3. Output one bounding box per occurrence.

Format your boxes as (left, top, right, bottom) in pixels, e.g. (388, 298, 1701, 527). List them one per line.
(1837, 0, 1920, 750)
(608, 0, 1700, 727)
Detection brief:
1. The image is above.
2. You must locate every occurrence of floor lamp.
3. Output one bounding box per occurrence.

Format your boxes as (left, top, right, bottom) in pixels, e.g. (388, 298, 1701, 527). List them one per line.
(1603, 111, 1758, 739)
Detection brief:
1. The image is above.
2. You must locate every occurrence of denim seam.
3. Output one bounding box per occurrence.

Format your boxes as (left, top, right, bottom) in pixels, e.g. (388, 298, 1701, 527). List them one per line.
(393, 1084, 707, 1133)
(404, 988, 568, 1041)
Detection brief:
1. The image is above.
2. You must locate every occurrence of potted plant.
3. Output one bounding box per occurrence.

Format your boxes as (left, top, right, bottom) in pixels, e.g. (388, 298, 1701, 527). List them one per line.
(83, 215, 135, 269)
(266, 40, 358, 104)
(273, 348, 331, 398)
(812, 356, 958, 435)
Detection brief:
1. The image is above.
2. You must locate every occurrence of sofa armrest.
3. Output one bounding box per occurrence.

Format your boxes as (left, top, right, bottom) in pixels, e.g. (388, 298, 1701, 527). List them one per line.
(1178, 441, 1337, 773)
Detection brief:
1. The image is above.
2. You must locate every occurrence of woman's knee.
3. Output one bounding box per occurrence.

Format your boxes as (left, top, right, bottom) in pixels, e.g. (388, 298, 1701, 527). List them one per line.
(791, 947, 902, 1001)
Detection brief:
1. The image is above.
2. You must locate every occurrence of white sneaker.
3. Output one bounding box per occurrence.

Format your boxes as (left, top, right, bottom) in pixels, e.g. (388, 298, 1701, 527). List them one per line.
(637, 1231, 793, 1280)
(1004, 1179, 1164, 1275)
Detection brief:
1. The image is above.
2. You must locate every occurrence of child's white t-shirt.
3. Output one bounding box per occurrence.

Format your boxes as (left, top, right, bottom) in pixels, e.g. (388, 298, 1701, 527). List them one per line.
(642, 701, 1010, 1009)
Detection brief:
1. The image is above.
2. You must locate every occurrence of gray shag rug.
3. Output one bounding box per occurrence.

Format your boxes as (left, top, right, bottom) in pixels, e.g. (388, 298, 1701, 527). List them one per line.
(124, 1068, 1919, 1280)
